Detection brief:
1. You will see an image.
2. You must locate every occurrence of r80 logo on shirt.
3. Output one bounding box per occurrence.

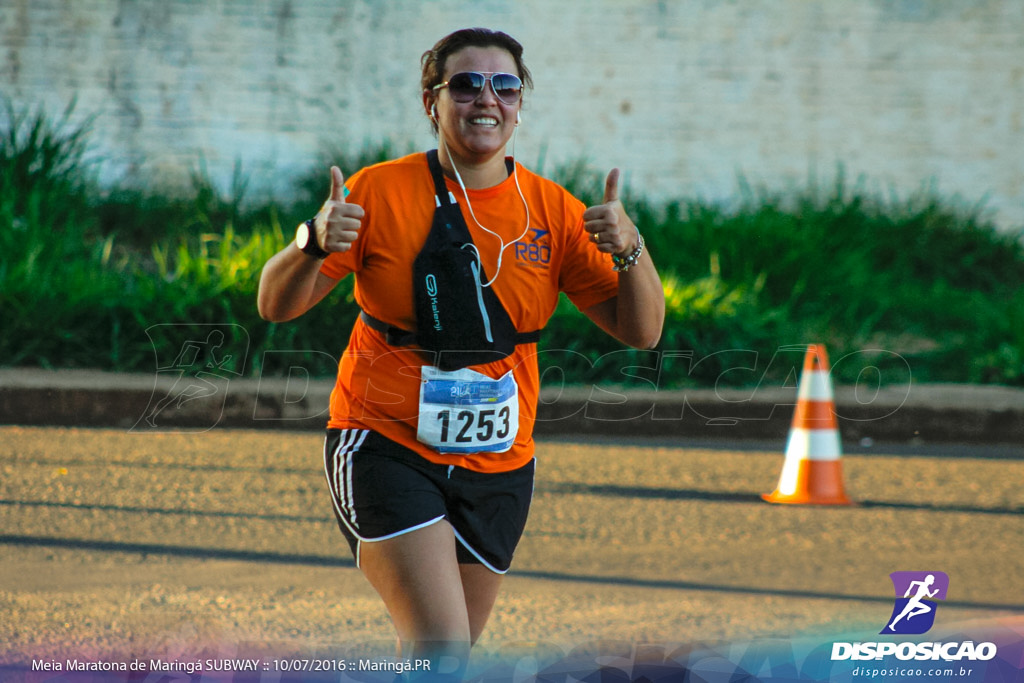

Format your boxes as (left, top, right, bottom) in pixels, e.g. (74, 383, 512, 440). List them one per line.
(515, 227, 551, 268)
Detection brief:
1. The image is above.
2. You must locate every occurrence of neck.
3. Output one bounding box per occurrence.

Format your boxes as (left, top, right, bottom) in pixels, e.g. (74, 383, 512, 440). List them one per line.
(437, 140, 509, 190)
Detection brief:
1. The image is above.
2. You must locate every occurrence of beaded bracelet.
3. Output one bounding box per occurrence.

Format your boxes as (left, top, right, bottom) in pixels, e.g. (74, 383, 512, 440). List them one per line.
(611, 230, 645, 272)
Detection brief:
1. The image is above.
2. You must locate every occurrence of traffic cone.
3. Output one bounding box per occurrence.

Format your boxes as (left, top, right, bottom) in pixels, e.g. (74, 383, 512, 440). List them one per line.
(762, 344, 854, 505)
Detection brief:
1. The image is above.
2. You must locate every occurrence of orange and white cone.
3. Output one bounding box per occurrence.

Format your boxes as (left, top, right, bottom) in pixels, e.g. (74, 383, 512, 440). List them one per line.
(763, 344, 854, 505)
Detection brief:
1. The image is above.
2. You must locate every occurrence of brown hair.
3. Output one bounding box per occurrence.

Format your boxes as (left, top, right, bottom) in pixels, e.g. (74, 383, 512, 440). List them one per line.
(421, 27, 532, 124)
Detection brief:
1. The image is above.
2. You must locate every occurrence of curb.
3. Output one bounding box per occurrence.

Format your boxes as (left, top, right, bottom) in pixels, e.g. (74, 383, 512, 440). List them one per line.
(2, 369, 1023, 445)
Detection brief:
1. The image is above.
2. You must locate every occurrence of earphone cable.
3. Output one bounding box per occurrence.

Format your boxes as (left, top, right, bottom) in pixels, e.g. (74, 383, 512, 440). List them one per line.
(438, 127, 531, 288)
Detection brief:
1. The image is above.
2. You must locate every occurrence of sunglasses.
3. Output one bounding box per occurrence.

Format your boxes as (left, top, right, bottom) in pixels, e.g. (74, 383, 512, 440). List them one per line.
(432, 71, 523, 105)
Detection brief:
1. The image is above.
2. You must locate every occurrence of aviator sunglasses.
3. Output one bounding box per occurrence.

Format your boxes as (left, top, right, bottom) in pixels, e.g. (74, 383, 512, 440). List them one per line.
(432, 71, 523, 105)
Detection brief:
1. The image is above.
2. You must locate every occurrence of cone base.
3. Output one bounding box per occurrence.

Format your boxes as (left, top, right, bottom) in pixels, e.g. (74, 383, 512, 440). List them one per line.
(761, 491, 855, 506)
(762, 459, 855, 506)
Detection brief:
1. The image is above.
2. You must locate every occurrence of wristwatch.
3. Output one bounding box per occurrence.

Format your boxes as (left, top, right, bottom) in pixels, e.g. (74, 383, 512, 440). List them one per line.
(295, 219, 328, 259)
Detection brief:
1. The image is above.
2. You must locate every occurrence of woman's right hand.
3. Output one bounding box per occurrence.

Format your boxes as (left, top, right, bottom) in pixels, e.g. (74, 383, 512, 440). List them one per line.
(314, 166, 364, 253)
(257, 166, 363, 322)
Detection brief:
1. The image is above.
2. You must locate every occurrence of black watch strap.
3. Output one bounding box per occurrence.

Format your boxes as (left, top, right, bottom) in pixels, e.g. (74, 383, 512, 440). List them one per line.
(297, 219, 329, 259)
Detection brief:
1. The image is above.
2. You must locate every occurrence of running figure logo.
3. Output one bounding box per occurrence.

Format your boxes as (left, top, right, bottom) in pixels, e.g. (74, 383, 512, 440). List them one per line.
(881, 571, 949, 635)
(134, 324, 248, 432)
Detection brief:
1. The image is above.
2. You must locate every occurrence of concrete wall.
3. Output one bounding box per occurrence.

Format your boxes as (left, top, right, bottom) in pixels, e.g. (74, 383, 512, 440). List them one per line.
(2, 0, 1022, 228)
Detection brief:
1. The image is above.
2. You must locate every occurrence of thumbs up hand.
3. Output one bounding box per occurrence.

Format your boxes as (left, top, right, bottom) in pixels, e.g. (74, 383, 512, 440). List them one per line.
(582, 168, 638, 256)
(314, 166, 364, 253)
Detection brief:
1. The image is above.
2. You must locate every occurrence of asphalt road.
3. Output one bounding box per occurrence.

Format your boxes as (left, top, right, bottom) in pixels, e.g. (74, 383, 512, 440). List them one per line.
(1, 426, 1022, 679)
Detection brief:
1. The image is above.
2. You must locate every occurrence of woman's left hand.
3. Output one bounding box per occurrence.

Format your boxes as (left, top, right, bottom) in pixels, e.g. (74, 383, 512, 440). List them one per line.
(579, 166, 665, 350)
(582, 168, 639, 256)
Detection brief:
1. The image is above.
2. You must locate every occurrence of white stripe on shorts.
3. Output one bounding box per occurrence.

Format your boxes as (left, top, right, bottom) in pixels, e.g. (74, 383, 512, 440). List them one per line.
(451, 526, 506, 575)
(325, 429, 368, 530)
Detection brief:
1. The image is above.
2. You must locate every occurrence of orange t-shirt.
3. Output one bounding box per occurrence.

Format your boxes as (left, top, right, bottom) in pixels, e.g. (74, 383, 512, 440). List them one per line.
(319, 151, 618, 472)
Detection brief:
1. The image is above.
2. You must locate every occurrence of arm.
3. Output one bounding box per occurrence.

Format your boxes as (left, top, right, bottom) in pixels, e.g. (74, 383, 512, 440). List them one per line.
(257, 166, 364, 322)
(581, 251, 664, 349)
(580, 169, 665, 349)
(257, 251, 339, 322)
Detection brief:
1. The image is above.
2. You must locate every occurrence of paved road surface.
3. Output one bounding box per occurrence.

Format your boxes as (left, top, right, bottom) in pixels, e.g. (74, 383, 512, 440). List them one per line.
(1, 426, 1022, 679)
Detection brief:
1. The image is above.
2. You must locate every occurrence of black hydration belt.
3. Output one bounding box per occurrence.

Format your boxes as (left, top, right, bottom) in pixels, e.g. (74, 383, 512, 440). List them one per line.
(359, 310, 540, 348)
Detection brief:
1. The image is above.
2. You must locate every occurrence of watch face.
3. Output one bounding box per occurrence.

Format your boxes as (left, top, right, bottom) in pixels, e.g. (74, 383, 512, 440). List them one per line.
(296, 222, 312, 249)
(296, 221, 327, 258)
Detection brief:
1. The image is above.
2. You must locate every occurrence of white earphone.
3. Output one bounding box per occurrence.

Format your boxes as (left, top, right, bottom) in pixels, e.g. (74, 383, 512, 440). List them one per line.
(515, 111, 521, 125)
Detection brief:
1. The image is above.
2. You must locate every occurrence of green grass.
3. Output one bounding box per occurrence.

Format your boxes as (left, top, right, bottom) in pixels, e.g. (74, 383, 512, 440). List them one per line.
(3, 100, 1023, 388)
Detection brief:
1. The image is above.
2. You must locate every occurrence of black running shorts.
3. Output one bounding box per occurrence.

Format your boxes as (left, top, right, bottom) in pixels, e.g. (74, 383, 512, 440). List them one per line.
(323, 428, 535, 574)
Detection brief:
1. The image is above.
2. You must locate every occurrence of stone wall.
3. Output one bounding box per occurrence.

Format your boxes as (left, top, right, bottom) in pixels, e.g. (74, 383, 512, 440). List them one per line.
(2, 0, 1021, 228)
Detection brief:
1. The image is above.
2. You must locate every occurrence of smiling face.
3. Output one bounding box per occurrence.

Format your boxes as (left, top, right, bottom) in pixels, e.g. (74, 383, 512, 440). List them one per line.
(426, 45, 522, 168)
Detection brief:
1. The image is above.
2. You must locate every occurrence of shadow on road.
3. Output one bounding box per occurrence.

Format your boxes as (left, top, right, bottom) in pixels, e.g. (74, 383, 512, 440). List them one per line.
(0, 498, 327, 523)
(2, 533, 1021, 614)
(538, 482, 1024, 517)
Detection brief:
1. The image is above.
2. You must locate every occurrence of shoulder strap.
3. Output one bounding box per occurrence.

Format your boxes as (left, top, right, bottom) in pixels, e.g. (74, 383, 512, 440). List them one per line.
(425, 149, 457, 206)
(426, 150, 515, 195)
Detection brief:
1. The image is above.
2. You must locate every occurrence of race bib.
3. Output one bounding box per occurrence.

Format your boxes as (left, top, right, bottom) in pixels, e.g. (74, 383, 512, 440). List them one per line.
(416, 365, 519, 454)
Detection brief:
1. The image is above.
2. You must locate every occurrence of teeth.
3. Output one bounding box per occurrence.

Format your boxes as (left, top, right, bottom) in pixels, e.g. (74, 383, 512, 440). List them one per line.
(469, 117, 499, 126)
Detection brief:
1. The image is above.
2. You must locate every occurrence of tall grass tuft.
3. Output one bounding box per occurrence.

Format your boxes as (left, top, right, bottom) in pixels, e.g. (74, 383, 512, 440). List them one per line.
(0, 98, 95, 233)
